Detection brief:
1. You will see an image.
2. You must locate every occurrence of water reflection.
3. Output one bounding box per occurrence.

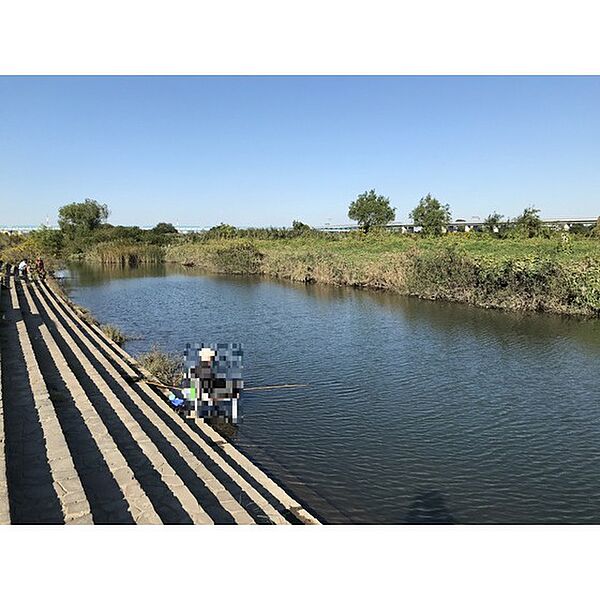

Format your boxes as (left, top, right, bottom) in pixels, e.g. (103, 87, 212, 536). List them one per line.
(405, 490, 455, 524)
(59, 262, 169, 286)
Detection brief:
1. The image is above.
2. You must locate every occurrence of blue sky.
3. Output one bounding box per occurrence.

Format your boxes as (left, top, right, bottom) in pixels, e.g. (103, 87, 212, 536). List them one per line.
(1, 76, 599, 227)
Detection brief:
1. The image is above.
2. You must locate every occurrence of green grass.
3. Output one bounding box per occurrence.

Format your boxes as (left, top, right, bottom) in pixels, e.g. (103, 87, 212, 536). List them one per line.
(255, 232, 600, 262)
(33, 227, 600, 317)
(164, 232, 600, 316)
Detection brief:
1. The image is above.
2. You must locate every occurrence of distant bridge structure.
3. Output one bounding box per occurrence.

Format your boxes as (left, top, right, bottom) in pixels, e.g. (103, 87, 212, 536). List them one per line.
(1, 217, 597, 236)
(0, 224, 210, 235)
(317, 216, 599, 233)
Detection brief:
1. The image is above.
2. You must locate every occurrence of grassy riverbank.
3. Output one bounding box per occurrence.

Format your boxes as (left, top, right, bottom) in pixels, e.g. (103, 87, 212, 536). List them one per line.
(162, 234, 600, 317)
(5, 227, 600, 317)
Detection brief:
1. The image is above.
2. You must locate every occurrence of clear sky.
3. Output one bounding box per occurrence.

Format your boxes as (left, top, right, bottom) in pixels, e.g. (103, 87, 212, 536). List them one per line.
(1, 76, 599, 227)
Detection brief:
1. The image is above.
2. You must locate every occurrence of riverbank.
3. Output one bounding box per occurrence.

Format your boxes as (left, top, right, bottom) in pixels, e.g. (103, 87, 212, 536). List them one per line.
(7, 231, 600, 317)
(160, 235, 600, 317)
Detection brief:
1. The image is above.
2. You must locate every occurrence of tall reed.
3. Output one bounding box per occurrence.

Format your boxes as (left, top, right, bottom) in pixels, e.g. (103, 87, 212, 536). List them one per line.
(85, 241, 164, 265)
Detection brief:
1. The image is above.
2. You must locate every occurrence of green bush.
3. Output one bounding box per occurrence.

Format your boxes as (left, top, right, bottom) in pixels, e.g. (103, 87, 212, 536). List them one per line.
(404, 247, 600, 315)
(210, 240, 264, 274)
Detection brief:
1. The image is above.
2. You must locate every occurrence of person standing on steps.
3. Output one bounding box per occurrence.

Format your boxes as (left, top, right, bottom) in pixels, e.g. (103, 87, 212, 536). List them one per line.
(18, 258, 29, 280)
(35, 256, 46, 280)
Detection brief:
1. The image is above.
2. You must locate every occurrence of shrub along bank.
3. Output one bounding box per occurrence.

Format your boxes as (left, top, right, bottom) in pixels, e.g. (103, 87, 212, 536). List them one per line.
(163, 235, 600, 317)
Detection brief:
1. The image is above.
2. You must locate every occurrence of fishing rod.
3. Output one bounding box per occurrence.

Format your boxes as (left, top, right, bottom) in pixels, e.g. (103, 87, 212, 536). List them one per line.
(244, 383, 309, 391)
(145, 380, 308, 392)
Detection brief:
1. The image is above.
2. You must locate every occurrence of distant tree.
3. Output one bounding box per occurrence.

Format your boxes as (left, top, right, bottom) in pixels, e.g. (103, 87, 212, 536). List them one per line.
(409, 194, 451, 236)
(592, 217, 600, 238)
(58, 199, 109, 234)
(483, 212, 506, 236)
(514, 206, 546, 238)
(208, 223, 238, 238)
(292, 220, 311, 234)
(152, 222, 178, 234)
(483, 212, 503, 230)
(29, 226, 64, 258)
(568, 223, 589, 236)
(348, 189, 395, 233)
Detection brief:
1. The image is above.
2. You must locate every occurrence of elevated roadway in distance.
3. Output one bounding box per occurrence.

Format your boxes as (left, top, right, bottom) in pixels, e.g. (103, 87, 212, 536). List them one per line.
(318, 216, 599, 232)
(2, 217, 597, 235)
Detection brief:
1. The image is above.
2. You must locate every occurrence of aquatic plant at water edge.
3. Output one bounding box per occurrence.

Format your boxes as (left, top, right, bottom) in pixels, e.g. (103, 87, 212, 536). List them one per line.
(137, 346, 183, 386)
(100, 323, 128, 346)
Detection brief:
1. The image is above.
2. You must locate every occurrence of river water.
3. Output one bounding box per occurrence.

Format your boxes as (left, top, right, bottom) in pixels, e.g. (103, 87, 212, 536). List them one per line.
(60, 262, 600, 524)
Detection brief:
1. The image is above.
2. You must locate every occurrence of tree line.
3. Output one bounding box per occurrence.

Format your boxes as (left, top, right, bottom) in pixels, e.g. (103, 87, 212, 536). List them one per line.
(3, 194, 599, 264)
(347, 189, 600, 238)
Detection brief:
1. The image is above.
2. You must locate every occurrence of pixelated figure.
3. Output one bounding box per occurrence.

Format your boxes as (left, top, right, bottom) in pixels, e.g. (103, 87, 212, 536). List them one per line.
(171, 342, 243, 424)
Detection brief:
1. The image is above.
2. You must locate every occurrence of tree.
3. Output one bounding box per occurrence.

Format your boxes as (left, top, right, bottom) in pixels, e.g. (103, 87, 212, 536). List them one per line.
(409, 194, 451, 236)
(348, 189, 395, 233)
(568, 223, 589, 236)
(152, 222, 178, 235)
(208, 223, 237, 238)
(58, 199, 109, 234)
(29, 226, 64, 258)
(514, 206, 546, 238)
(483, 212, 504, 235)
(292, 220, 311, 234)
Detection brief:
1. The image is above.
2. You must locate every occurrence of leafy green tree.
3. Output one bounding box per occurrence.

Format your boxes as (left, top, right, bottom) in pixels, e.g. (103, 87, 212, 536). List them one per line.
(483, 212, 503, 231)
(568, 223, 590, 236)
(348, 189, 395, 233)
(29, 226, 64, 258)
(292, 220, 311, 234)
(58, 199, 109, 234)
(208, 223, 238, 238)
(483, 212, 506, 236)
(592, 217, 600, 238)
(409, 194, 451, 236)
(152, 222, 178, 235)
(514, 206, 546, 238)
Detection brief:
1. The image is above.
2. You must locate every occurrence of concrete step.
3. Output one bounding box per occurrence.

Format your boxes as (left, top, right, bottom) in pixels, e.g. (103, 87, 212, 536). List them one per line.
(0, 281, 11, 524)
(17, 278, 161, 524)
(36, 280, 261, 523)
(4, 278, 92, 524)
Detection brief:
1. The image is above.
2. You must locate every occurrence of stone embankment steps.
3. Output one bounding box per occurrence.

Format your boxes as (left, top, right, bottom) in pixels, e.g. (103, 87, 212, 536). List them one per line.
(31, 280, 249, 524)
(36, 279, 310, 524)
(26, 281, 216, 525)
(38, 281, 293, 524)
(41, 281, 319, 524)
(0, 278, 10, 524)
(0, 272, 319, 524)
(18, 279, 161, 524)
(3, 276, 92, 523)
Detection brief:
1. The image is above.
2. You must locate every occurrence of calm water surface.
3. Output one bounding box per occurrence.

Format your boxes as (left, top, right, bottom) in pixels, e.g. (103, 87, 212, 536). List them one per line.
(61, 263, 600, 524)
